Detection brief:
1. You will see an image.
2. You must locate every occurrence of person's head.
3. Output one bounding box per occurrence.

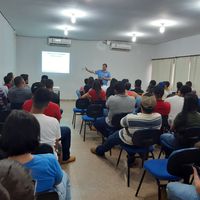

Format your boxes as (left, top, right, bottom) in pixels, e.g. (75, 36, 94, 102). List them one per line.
(3, 76, 11, 85)
(110, 78, 118, 88)
(92, 79, 101, 94)
(7, 72, 14, 81)
(153, 85, 164, 99)
(179, 85, 192, 97)
(114, 81, 125, 94)
(164, 81, 170, 89)
(1, 110, 40, 157)
(32, 88, 51, 110)
(20, 74, 29, 84)
(0, 159, 35, 200)
(141, 93, 157, 114)
(135, 79, 142, 88)
(45, 79, 54, 89)
(182, 93, 199, 113)
(41, 75, 48, 81)
(122, 79, 129, 86)
(186, 81, 192, 88)
(88, 76, 94, 87)
(125, 82, 131, 91)
(102, 63, 107, 71)
(149, 80, 156, 87)
(31, 82, 44, 95)
(176, 82, 183, 92)
(84, 78, 88, 85)
(14, 76, 25, 88)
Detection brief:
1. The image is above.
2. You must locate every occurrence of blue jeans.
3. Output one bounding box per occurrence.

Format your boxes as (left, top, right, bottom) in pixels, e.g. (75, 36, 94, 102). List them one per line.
(160, 133, 177, 149)
(94, 117, 116, 137)
(55, 171, 71, 200)
(60, 127, 71, 161)
(96, 131, 127, 156)
(167, 182, 200, 200)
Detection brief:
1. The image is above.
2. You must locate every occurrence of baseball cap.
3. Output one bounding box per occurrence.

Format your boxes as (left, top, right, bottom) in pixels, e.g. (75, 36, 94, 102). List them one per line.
(141, 93, 156, 109)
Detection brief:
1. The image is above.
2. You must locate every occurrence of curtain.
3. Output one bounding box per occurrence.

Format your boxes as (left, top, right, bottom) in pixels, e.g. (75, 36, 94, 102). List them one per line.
(151, 59, 174, 83)
(190, 56, 200, 95)
(173, 57, 190, 88)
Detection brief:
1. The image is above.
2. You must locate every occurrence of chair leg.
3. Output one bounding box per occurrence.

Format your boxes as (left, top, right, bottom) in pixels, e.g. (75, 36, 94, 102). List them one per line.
(79, 120, 83, 135)
(73, 114, 76, 129)
(83, 121, 86, 141)
(151, 152, 155, 159)
(158, 149, 163, 159)
(156, 179, 161, 200)
(109, 149, 112, 156)
(72, 112, 75, 125)
(127, 163, 130, 187)
(135, 170, 146, 197)
(116, 149, 123, 167)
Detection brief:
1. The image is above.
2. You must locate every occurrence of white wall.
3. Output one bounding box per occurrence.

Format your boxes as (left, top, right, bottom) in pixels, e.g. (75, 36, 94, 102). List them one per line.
(0, 13, 16, 83)
(153, 34, 200, 58)
(16, 36, 153, 99)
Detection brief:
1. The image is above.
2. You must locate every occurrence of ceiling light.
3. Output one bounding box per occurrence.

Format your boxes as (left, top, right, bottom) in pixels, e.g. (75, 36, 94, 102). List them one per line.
(71, 14, 76, 24)
(64, 28, 68, 36)
(132, 34, 137, 42)
(159, 24, 165, 34)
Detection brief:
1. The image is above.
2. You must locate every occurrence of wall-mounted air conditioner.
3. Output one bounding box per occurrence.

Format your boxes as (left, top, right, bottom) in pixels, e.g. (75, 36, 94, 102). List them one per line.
(110, 42, 132, 51)
(47, 37, 71, 47)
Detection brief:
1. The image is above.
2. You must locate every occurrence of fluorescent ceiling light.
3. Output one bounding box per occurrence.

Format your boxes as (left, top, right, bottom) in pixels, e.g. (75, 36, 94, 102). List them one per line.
(71, 14, 76, 24)
(151, 19, 177, 27)
(56, 25, 75, 31)
(127, 31, 144, 37)
(159, 24, 165, 33)
(62, 9, 87, 18)
(132, 34, 137, 42)
(64, 28, 68, 36)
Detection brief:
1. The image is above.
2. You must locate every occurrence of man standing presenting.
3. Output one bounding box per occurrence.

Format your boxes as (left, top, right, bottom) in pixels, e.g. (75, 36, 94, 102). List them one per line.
(85, 63, 111, 85)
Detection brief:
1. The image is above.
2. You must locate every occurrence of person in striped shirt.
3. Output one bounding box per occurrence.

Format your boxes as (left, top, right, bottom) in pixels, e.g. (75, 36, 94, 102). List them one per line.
(91, 93, 162, 156)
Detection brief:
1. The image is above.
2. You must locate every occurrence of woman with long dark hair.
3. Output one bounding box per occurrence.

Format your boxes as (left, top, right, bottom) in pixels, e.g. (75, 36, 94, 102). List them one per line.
(106, 78, 118, 99)
(160, 93, 200, 155)
(81, 79, 106, 102)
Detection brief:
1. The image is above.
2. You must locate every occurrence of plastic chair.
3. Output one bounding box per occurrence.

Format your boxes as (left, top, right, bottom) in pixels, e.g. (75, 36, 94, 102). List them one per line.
(36, 191, 59, 200)
(116, 129, 161, 187)
(72, 98, 90, 129)
(79, 104, 103, 141)
(135, 148, 200, 200)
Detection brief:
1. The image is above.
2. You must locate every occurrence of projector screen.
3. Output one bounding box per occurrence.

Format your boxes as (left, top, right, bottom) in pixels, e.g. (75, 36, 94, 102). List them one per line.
(42, 51, 70, 73)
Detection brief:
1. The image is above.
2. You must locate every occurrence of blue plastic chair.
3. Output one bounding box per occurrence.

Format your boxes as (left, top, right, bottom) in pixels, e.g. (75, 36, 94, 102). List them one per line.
(116, 129, 161, 187)
(135, 148, 200, 200)
(79, 104, 103, 141)
(72, 99, 90, 129)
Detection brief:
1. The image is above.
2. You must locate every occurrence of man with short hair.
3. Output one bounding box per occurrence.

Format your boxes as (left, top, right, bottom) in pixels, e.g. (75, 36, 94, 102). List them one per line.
(21, 74, 29, 88)
(165, 85, 192, 126)
(94, 81, 135, 137)
(85, 63, 111, 85)
(91, 93, 162, 156)
(8, 76, 31, 105)
(45, 79, 59, 105)
(31, 88, 75, 164)
(132, 79, 144, 95)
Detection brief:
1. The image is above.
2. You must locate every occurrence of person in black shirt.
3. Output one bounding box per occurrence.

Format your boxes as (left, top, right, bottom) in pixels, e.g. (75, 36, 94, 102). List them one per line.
(131, 79, 144, 95)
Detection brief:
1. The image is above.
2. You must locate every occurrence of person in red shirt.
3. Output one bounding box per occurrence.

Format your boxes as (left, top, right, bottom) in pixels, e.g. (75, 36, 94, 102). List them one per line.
(81, 79, 106, 102)
(23, 82, 61, 121)
(154, 85, 170, 116)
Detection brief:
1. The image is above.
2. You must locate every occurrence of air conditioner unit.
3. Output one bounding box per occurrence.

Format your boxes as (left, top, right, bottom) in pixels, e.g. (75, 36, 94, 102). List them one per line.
(47, 37, 71, 47)
(110, 42, 132, 51)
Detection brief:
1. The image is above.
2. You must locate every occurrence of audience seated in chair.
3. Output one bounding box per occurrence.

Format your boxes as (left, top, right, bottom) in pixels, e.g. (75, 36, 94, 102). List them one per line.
(106, 78, 118, 99)
(8, 76, 31, 108)
(165, 85, 192, 127)
(0, 159, 35, 200)
(131, 79, 144, 95)
(81, 79, 106, 102)
(93, 81, 135, 138)
(91, 93, 162, 156)
(46, 79, 60, 105)
(20, 74, 30, 88)
(125, 82, 138, 98)
(160, 93, 200, 156)
(0, 110, 71, 200)
(23, 82, 62, 121)
(146, 80, 157, 94)
(30, 87, 75, 164)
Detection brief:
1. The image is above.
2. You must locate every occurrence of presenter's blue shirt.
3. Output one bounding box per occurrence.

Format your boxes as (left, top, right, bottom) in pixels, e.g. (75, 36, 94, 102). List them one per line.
(95, 70, 111, 85)
(23, 154, 63, 193)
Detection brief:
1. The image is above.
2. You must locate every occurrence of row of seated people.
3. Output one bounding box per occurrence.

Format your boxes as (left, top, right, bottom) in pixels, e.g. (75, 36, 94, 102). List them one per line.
(75, 78, 200, 200)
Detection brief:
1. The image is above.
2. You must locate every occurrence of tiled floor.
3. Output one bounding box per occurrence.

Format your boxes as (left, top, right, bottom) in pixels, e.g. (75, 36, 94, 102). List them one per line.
(60, 100, 167, 200)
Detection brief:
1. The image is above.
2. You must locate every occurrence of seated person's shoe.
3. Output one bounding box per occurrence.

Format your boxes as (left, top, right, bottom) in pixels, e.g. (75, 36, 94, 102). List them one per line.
(90, 147, 97, 154)
(60, 155, 76, 164)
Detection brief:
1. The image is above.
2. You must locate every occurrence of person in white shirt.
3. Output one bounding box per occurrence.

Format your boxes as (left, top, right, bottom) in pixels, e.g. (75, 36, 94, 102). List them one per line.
(31, 87, 75, 164)
(165, 85, 191, 127)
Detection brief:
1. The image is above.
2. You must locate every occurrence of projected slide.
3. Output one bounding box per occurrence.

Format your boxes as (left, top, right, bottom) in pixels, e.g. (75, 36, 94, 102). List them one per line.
(42, 51, 70, 73)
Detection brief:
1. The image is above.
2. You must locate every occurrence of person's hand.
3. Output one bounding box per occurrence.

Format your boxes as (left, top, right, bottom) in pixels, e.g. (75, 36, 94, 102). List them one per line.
(193, 166, 200, 194)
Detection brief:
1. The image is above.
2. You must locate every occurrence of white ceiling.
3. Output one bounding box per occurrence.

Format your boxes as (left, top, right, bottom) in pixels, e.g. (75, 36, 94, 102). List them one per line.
(0, 0, 200, 44)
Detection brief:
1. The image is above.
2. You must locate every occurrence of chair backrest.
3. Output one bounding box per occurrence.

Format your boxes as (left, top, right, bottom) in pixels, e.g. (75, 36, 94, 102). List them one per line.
(167, 148, 200, 183)
(36, 191, 59, 200)
(132, 129, 161, 148)
(93, 100, 106, 108)
(76, 98, 90, 109)
(111, 113, 129, 129)
(33, 143, 54, 155)
(86, 104, 103, 118)
(177, 127, 200, 148)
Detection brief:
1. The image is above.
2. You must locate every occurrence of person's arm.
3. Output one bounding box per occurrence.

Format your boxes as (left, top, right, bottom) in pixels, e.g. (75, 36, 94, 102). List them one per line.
(120, 115, 129, 127)
(193, 167, 200, 194)
(85, 67, 96, 74)
(80, 92, 91, 99)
